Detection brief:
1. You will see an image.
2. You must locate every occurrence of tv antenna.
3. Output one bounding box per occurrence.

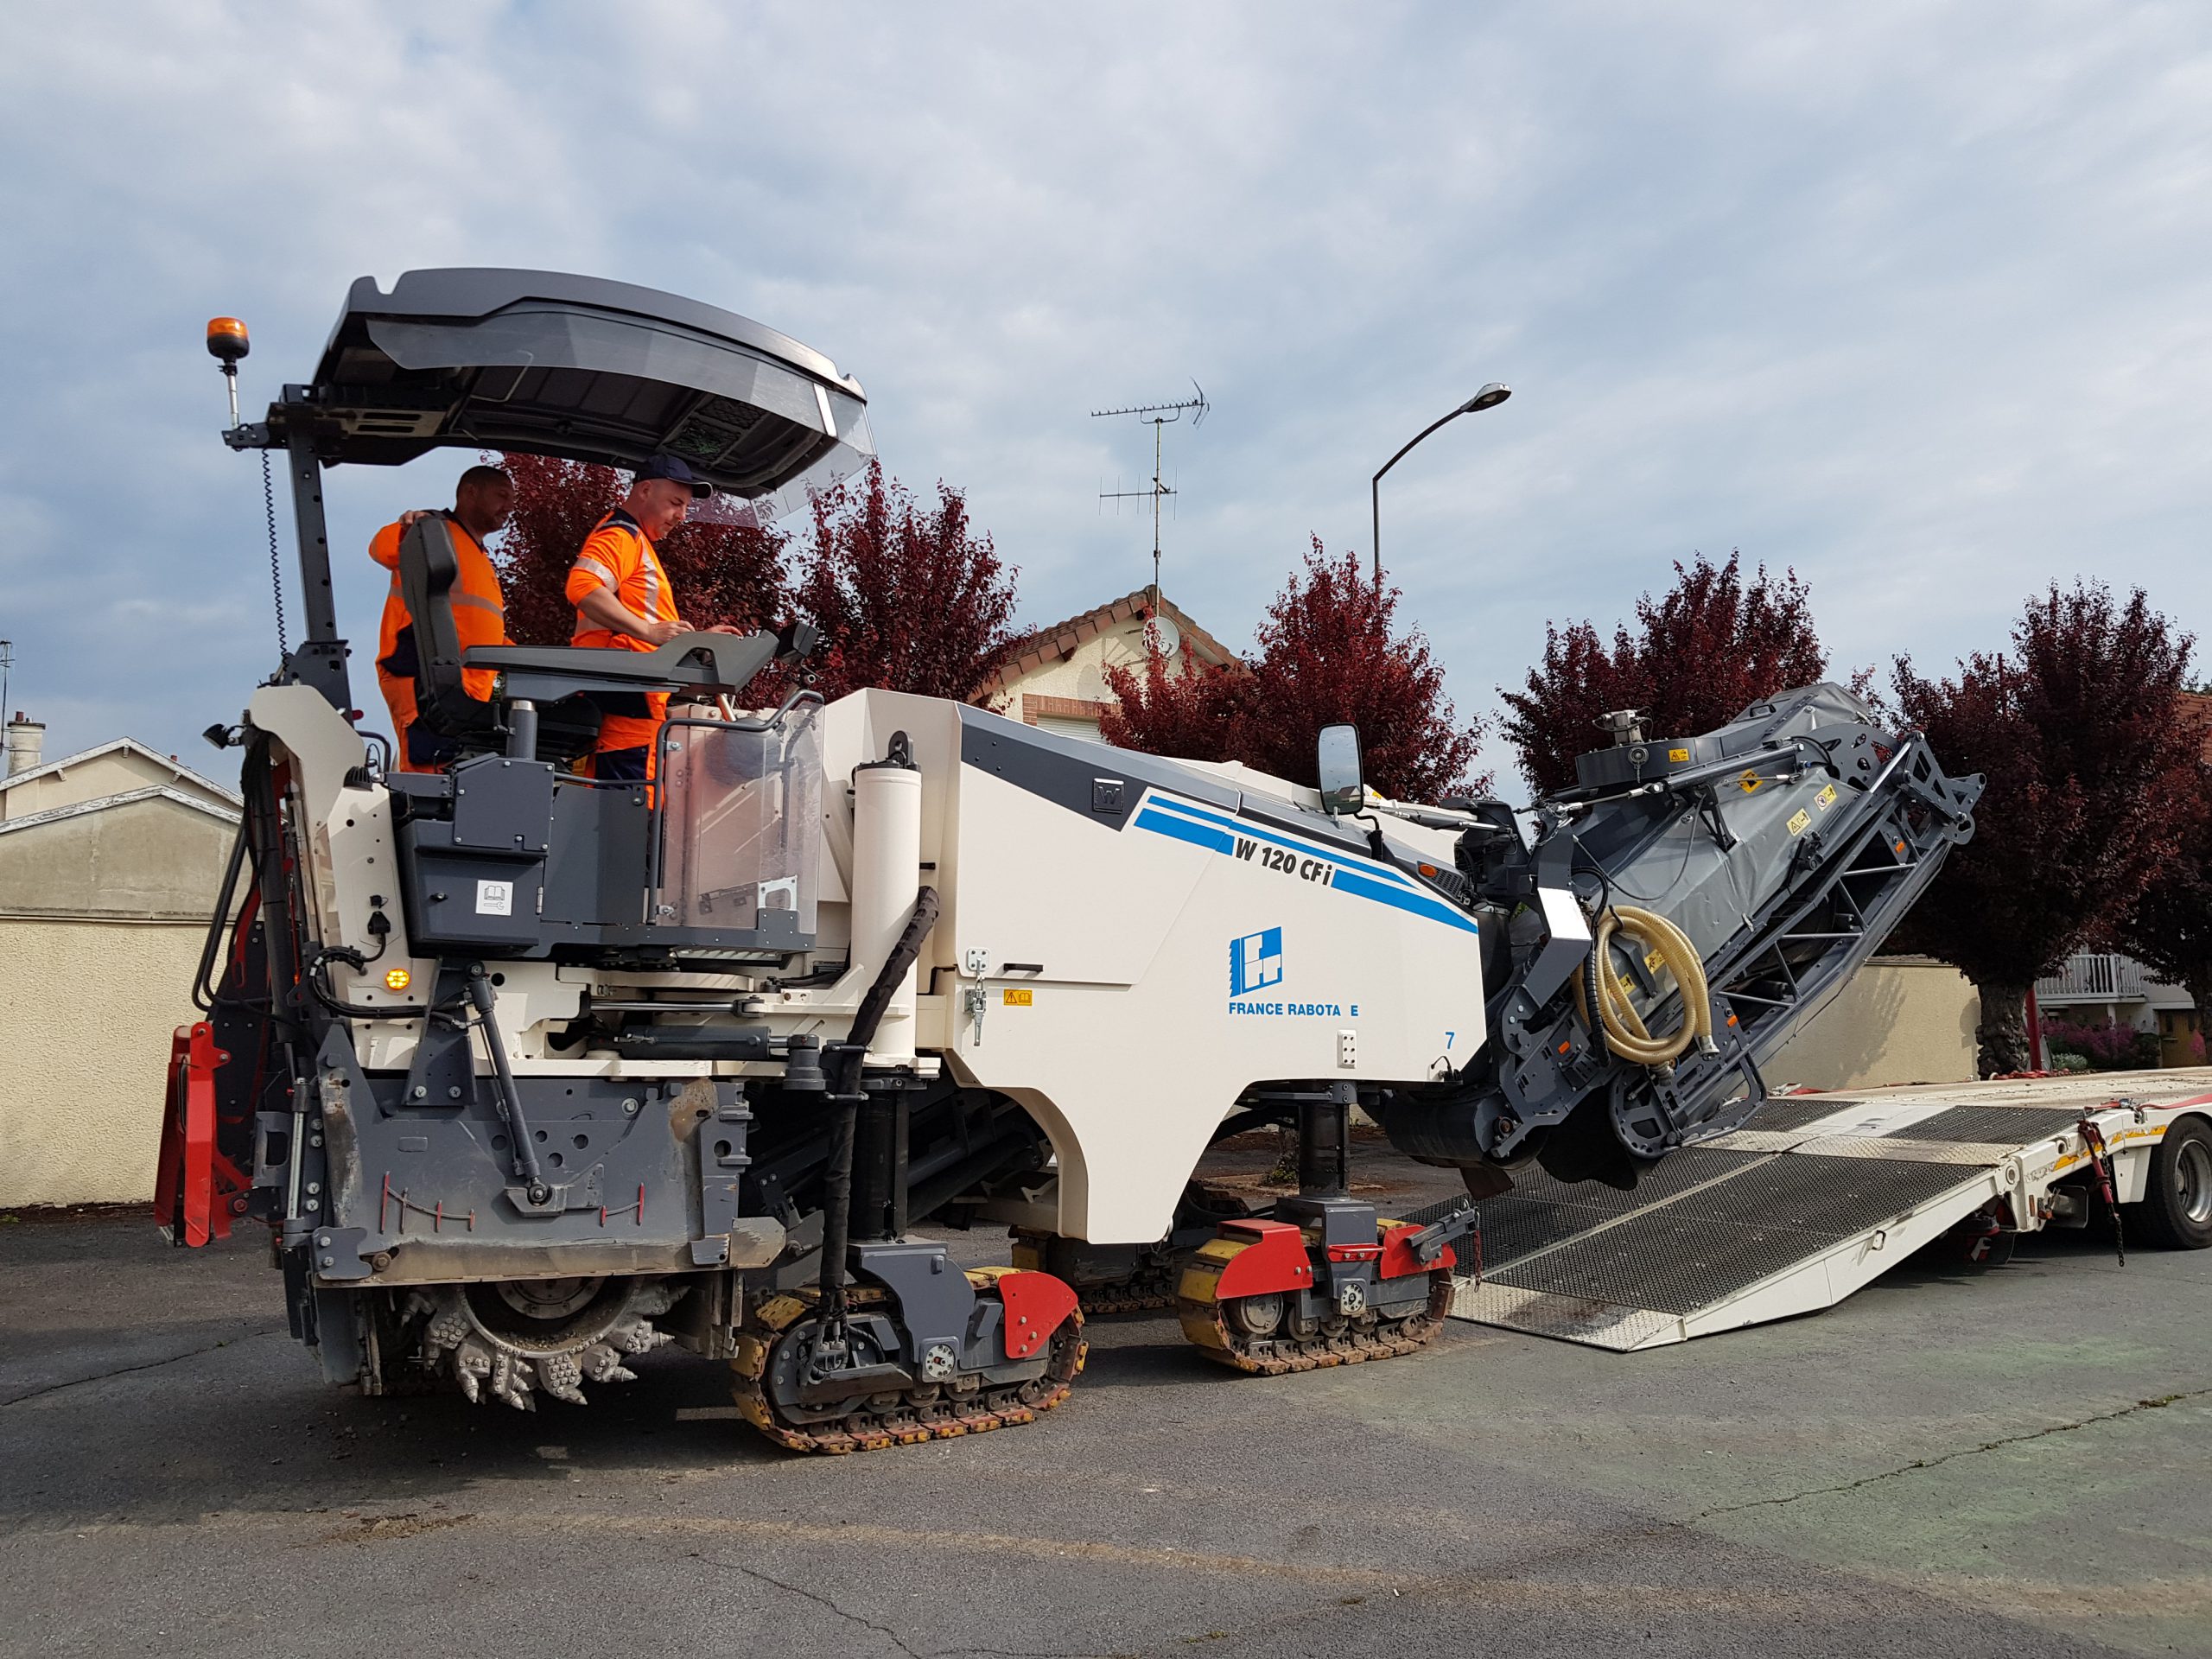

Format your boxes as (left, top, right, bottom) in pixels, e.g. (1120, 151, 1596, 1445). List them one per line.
(1092, 382, 1208, 608)
(0, 639, 12, 724)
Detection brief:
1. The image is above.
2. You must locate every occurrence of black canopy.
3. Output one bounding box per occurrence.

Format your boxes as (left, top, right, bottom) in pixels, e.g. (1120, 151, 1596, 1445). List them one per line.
(263, 268, 873, 518)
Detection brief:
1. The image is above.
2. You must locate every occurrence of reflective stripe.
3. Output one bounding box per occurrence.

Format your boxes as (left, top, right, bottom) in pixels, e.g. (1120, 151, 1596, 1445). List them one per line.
(452, 591, 504, 617)
(574, 556, 616, 586)
(638, 550, 662, 613)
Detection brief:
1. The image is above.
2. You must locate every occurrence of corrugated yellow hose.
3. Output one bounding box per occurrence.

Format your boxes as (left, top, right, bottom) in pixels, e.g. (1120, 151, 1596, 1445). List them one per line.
(1574, 905, 1717, 1068)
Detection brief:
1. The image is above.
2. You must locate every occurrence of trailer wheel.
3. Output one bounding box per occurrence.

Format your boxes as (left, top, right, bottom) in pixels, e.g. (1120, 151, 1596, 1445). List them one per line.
(2131, 1118, 2212, 1251)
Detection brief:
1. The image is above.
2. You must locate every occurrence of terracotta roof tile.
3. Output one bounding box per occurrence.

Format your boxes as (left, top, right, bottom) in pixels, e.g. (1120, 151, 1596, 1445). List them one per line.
(989, 588, 1238, 690)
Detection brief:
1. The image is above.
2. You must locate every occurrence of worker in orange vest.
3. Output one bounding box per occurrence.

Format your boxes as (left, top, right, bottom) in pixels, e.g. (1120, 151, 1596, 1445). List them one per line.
(564, 454, 725, 781)
(368, 464, 514, 772)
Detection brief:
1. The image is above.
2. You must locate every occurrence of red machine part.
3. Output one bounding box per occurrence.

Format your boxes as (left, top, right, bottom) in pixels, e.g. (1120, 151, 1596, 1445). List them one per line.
(1211, 1218, 1315, 1299)
(154, 1022, 247, 1247)
(1378, 1220, 1455, 1281)
(996, 1269, 1081, 1359)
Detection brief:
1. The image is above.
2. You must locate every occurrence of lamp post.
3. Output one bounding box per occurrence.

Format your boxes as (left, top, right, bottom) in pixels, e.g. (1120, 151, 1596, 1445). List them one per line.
(1370, 382, 1510, 585)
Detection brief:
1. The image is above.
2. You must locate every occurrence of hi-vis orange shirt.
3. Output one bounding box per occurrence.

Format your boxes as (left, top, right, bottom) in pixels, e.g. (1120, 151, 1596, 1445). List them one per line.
(368, 515, 507, 772)
(565, 506, 678, 753)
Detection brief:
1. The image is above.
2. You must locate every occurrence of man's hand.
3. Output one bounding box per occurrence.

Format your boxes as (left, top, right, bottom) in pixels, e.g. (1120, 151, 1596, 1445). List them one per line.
(577, 585, 691, 646)
(705, 624, 749, 636)
(397, 508, 440, 528)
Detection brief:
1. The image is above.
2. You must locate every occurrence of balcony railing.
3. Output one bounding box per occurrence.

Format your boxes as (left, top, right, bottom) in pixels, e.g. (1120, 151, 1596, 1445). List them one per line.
(2036, 952, 2158, 1004)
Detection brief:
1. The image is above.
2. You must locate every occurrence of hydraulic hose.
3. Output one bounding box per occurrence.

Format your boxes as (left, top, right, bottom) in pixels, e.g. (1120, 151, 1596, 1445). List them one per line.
(1575, 905, 1718, 1069)
(816, 885, 942, 1357)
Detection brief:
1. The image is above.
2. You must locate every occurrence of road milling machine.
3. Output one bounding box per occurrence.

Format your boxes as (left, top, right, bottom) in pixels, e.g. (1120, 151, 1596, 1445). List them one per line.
(161, 270, 1984, 1452)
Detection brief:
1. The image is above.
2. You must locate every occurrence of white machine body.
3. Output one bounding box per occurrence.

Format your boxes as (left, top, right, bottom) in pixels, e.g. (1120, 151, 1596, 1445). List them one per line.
(257, 684, 1489, 1247)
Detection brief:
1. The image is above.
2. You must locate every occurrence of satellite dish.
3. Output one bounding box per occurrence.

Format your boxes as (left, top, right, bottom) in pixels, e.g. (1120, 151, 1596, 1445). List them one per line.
(1145, 614, 1181, 658)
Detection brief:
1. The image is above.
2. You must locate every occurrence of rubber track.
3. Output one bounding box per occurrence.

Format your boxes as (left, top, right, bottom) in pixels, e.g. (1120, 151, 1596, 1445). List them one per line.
(730, 1278, 1086, 1454)
(1176, 1269, 1453, 1375)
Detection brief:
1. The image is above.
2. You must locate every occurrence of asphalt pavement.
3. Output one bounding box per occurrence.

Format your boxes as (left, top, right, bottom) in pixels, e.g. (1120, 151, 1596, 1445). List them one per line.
(3, 1151, 2209, 1659)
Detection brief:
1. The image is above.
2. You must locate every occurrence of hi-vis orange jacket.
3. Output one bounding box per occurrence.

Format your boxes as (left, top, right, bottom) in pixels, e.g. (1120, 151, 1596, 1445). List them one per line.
(564, 506, 679, 755)
(369, 515, 507, 772)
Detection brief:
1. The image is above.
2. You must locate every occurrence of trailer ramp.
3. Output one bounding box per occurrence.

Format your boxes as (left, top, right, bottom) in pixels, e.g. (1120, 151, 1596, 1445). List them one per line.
(1431, 1076, 2209, 1351)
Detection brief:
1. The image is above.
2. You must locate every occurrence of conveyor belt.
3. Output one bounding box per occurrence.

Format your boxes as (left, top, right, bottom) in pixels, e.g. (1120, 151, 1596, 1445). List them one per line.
(1414, 1083, 2189, 1351)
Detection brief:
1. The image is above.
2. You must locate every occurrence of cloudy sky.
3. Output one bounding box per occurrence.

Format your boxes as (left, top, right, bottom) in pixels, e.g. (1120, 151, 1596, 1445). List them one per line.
(3, 3, 2208, 784)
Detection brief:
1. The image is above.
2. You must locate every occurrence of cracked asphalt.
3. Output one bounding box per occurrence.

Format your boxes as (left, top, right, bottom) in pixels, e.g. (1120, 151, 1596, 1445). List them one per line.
(4, 1163, 2209, 1659)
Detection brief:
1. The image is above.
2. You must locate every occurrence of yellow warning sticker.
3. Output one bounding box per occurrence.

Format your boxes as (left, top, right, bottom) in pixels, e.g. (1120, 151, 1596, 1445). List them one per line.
(1738, 769, 1761, 794)
(1815, 783, 1838, 811)
(1002, 988, 1033, 1006)
(1668, 747, 1689, 763)
(1644, 947, 1667, 972)
(1787, 808, 1812, 836)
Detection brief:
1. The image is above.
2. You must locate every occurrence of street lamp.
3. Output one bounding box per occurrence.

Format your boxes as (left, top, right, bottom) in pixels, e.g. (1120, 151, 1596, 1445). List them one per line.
(1370, 382, 1511, 584)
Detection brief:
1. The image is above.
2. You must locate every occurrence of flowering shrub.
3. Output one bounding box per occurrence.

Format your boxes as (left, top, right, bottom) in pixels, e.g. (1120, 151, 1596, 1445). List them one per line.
(2042, 1015, 2162, 1071)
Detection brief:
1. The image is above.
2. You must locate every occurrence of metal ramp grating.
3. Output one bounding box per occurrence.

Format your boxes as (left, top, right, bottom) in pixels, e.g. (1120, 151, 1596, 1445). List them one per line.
(1478, 1155, 1983, 1313)
(1736, 1096, 1868, 1133)
(1429, 1090, 2081, 1351)
(1882, 1105, 2083, 1143)
(1659, 1152, 1987, 1236)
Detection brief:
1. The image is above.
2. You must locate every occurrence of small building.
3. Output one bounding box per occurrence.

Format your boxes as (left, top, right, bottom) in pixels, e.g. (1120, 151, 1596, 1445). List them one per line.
(2034, 953, 2199, 1066)
(988, 589, 1238, 741)
(0, 715, 241, 1209)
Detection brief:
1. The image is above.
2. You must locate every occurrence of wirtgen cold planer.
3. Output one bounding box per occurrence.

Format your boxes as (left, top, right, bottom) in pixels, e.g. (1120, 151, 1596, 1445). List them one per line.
(161, 270, 1980, 1450)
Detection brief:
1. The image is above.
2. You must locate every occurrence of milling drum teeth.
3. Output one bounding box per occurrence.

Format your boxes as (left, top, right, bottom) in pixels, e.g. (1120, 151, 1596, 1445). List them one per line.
(409, 1279, 684, 1410)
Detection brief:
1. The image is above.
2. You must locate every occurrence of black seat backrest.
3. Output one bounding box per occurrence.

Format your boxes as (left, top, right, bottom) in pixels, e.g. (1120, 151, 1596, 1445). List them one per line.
(396, 516, 499, 740)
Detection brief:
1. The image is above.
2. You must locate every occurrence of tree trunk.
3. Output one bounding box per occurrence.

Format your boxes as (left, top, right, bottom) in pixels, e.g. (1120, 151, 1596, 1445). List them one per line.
(1974, 979, 2031, 1077)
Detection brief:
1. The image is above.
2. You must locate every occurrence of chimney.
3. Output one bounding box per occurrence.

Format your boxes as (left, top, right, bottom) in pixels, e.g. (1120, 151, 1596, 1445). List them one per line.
(5, 710, 43, 777)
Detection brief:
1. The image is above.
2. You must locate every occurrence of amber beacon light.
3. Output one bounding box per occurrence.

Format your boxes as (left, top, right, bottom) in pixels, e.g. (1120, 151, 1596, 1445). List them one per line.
(206, 315, 251, 363)
(206, 315, 250, 427)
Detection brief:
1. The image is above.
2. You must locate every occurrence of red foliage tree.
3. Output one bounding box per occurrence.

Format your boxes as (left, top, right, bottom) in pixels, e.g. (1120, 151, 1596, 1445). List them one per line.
(1098, 638, 1250, 764)
(1103, 540, 1483, 801)
(1891, 583, 2199, 1075)
(2110, 696, 2212, 1049)
(489, 452, 787, 645)
(1498, 552, 1835, 794)
(791, 461, 1020, 703)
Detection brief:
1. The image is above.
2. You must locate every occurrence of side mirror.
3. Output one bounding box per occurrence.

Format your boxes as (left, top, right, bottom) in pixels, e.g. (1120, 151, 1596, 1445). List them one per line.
(1316, 723, 1364, 816)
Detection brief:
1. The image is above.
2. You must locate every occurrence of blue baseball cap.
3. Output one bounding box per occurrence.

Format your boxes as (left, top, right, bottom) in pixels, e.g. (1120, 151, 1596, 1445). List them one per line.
(632, 453, 713, 498)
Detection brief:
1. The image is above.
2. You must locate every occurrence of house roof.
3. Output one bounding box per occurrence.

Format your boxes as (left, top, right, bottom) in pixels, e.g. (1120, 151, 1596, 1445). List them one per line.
(991, 589, 1238, 689)
(0, 783, 241, 837)
(0, 736, 241, 806)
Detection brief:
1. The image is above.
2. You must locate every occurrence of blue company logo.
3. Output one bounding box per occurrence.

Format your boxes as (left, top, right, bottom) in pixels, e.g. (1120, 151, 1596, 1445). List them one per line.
(1230, 927, 1284, 997)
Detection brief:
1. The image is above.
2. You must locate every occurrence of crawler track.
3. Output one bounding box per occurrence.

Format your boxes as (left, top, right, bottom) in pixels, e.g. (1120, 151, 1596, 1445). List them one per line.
(1176, 1268, 1453, 1375)
(731, 1277, 1086, 1453)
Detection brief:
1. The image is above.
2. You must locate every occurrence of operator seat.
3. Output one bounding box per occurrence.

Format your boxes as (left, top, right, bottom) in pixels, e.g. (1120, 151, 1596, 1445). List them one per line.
(394, 516, 607, 766)
(396, 514, 818, 771)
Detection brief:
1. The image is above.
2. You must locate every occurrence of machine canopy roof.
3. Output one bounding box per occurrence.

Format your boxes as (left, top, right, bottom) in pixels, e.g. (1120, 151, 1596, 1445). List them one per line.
(270, 268, 872, 518)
